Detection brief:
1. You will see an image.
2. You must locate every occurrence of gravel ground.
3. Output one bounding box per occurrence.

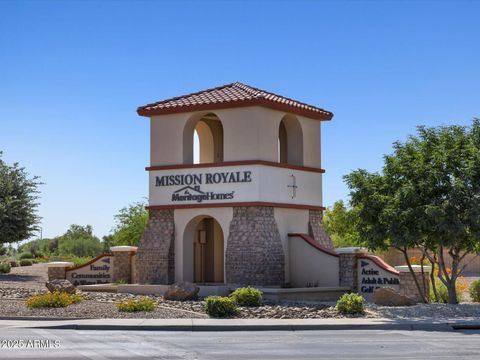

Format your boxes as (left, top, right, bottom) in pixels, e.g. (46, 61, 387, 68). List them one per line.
(0, 299, 207, 319)
(0, 265, 479, 320)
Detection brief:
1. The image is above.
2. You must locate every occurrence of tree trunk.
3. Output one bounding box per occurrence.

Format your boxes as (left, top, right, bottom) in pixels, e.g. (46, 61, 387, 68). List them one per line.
(446, 281, 458, 305)
(400, 247, 428, 303)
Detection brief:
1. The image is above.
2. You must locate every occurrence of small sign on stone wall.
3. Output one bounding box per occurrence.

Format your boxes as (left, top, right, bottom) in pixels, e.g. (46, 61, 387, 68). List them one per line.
(357, 256, 400, 301)
(65, 254, 113, 286)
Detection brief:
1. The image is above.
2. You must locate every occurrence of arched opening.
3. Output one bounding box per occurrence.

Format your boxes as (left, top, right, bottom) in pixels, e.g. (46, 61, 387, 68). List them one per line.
(278, 114, 303, 166)
(183, 113, 223, 164)
(183, 216, 224, 283)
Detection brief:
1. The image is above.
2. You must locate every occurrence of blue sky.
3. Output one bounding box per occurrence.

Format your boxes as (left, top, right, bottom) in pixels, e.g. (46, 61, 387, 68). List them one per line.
(1, 1, 479, 240)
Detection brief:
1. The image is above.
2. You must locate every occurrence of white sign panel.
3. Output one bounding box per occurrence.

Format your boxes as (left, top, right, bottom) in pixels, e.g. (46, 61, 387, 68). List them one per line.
(66, 255, 113, 286)
(357, 256, 400, 301)
(149, 164, 322, 207)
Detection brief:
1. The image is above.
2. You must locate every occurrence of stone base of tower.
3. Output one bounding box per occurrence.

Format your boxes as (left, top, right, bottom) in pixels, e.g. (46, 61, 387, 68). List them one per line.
(308, 210, 334, 249)
(225, 206, 285, 286)
(136, 209, 175, 284)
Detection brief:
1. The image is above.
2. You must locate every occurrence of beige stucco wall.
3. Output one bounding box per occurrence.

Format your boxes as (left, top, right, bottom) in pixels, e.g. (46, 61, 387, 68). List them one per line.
(288, 235, 340, 287)
(148, 106, 323, 169)
(174, 207, 233, 282)
(274, 208, 310, 284)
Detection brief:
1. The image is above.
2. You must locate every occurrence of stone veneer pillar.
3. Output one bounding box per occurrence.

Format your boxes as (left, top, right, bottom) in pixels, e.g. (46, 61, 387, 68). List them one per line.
(336, 247, 368, 292)
(226, 206, 285, 286)
(111, 246, 137, 283)
(396, 265, 431, 303)
(136, 209, 175, 284)
(47, 262, 74, 281)
(308, 210, 334, 249)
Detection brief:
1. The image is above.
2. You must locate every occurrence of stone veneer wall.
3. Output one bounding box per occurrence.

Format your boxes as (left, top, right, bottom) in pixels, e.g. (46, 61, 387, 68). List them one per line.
(339, 253, 359, 292)
(112, 252, 132, 283)
(399, 272, 430, 303)
(308, 210, 333, 249)
(136, 209, 175, 284)
(226, 206, 285, 286)
(48, 267, 67, 281)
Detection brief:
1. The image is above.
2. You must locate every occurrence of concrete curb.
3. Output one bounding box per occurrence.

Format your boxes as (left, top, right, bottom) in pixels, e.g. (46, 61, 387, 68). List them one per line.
(2, 318, 478, 332)
(33, 322, 457, 332)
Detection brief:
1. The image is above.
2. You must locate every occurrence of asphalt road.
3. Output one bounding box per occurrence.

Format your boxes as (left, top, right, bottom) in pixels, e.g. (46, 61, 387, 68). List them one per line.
(0, 328, 479, 359)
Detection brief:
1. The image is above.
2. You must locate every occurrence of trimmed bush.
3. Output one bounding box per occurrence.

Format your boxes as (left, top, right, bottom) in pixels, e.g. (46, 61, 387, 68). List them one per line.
(230, 287, 263, 307)
(469, 279, 480, 302)
(204, 296, 239, 318)
(336, 293, 365, 315)
(18, 252, 33, 260)
(0, 262, 11, 274)
(26, 291, 83, 308)
(19, 259, 33, 266)
(117, 297, 156, 312)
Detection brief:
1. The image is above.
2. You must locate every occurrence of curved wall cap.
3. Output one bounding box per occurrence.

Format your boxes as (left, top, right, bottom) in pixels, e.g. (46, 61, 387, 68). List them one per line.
(335, 247, 368, 254)
(47, 261, 74, 268)
(110, 246, 138, 252)
(395, 265, 432, 273)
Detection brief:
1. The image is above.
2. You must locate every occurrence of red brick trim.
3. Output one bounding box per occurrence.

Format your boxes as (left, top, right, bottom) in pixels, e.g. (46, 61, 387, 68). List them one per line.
(137, 98, 333, 121)
(146, 160, 325, 173)
(358, 254, 400, 276)
(147, 202, 325, 211)
(65, 253, 113, 272)
(288, 233, 339, 257)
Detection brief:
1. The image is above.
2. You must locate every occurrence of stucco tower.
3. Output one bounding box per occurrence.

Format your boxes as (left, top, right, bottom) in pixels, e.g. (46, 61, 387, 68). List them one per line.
(136, 82, 333, 286)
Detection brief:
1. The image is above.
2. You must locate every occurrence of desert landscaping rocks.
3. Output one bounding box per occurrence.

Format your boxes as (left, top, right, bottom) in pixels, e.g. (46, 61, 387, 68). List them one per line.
(163, 281, 199, 301)
(373, 287, 416, 306)
(0, 265, 480, 320)
(45, 279, 76, 294)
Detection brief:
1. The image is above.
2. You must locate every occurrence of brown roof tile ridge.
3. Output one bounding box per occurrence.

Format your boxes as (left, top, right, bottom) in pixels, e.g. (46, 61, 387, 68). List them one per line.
(232, 82, 332, 115)
(138, 82, 238, 110)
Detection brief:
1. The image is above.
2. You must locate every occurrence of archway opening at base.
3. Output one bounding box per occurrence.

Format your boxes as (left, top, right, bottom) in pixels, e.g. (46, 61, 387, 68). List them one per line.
(183, 216, 224, 283)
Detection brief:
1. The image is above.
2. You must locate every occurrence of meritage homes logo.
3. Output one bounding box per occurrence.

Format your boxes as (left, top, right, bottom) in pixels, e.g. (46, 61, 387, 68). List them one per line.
(155, 170, 252, 203)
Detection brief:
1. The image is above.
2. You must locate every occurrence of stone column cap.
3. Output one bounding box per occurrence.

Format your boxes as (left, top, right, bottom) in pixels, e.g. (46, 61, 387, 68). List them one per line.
(47, 261, 74, 268)
(395, 265, 432, 273)
(335, 247, 368, 254)
(110, 246, 138, 252)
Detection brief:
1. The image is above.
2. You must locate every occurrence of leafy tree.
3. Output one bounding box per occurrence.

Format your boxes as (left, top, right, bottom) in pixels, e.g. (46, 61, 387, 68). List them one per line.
(323, 200, 362, 247)
(111, 202, 148, 246)
(102, 234, 114, 252)
(58, 224, 103, 257)
(0, 152, 42, 244)
(345, 120, 480, 304)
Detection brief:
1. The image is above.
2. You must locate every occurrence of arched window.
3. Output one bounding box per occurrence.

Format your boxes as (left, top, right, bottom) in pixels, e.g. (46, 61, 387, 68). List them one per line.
(278, 115, 303, 166)
(183, 113, 223, 164)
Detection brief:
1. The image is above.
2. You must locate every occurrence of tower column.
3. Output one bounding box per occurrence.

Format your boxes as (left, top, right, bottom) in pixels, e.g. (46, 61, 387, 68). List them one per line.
(136, 209, 175, 284)
(226, 206, 285, 286)
(308, 209, 334, 248)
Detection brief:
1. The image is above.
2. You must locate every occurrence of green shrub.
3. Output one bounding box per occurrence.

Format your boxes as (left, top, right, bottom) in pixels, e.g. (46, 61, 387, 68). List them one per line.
(336, 293, 365, 315)
(114, 279, 128, 285)
(26, 291, 83, 308)
(117, 297, 156, 312)
(429, 279, 464, 303)
(18, 252, 33, 260)
(71, 256, 94, 267)
(0, 262, 11, 273)
(204, 296, 239, 318)
(230, 287, 263, 307)
(19, 259, 33, 266)
(469, 279, 480, 302)
(34, 251, 45, 259)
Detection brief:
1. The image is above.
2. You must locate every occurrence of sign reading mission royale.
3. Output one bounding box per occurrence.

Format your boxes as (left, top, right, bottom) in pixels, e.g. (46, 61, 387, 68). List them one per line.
(155, 170, 252, 203)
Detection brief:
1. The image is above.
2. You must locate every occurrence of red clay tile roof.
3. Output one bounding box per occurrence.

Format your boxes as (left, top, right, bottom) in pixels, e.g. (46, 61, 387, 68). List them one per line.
(137, 82, 333, 121)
